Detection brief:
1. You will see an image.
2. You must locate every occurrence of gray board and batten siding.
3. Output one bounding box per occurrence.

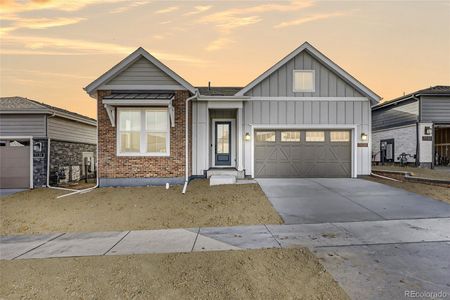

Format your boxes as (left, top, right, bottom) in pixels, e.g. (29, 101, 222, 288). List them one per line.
(244, 50, 364, 98)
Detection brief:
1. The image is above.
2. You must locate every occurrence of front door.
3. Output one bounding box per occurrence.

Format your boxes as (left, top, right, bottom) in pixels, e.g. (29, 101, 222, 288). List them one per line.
(215, 122, 232, 166)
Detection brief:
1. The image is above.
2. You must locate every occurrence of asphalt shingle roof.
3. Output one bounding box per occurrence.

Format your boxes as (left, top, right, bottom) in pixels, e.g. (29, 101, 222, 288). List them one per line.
(0, 96, 96, 123)
(197, 86, 243, 96)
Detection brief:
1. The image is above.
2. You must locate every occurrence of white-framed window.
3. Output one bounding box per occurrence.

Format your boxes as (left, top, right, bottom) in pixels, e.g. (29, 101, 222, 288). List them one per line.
(256, 131, 276, 142)
(281, 131, 300, 142)
(293, 70, 315, 92)
(117, 107, 170, 156)
(330, 131, 350, 142)
(306, 131, 325, 142)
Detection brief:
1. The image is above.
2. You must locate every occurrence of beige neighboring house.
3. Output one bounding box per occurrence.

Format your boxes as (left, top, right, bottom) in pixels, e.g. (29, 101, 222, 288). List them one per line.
(0, 97, 97, 189)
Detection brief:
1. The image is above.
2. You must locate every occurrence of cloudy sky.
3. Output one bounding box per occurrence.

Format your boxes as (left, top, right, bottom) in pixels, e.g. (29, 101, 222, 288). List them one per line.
(1, 0, 449, 118)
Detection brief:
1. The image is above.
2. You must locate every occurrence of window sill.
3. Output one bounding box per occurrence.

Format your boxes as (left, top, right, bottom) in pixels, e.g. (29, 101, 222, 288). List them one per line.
(117, 153, 170, 157)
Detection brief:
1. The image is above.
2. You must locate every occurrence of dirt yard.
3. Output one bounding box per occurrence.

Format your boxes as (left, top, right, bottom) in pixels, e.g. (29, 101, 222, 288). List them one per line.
(0, 180, 282, 235)
(0, 248, 348, 300)
(365, 176, 450, 204)
(372, 165, 450, 180)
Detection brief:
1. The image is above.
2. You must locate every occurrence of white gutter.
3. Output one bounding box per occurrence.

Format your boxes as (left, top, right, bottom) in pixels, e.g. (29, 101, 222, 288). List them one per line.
(182, 90, 199, 194)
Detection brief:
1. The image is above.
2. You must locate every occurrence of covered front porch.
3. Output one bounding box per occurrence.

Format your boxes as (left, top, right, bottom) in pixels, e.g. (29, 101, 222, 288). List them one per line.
(191, 97, 246, 178)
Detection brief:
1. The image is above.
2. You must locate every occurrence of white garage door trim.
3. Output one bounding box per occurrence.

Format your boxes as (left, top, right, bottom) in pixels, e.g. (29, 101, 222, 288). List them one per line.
(250, 125, 357, 178)
(0, 136, 33, 189)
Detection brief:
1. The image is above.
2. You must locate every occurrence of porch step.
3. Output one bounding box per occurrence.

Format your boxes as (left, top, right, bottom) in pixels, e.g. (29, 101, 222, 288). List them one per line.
(206, 169, 245, 179)
(209, 175, 236, 186)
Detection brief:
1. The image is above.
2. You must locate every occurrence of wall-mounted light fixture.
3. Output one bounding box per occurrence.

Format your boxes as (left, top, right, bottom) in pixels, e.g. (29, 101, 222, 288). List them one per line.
(361, 133, 368, 141)
(424, 126, 432, 135)
(33, 142, 42, 152)
(245, 132, 251, 141)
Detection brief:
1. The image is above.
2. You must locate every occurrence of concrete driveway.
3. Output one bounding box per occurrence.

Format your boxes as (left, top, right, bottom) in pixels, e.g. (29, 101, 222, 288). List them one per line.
(257, 178, 450, 299)
(257, 178, 450, 224)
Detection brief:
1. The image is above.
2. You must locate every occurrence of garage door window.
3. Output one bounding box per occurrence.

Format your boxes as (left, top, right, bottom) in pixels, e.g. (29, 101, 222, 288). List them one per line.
(306, 131, 325, 142)
(256, 131, 276, 142)
(281, 131, 300, 142)
(330, 131, 350, 142)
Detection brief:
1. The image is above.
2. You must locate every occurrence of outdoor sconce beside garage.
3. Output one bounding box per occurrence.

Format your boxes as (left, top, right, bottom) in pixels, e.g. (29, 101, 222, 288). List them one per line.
(245, 132, 251, 141)
(361, 133, 368, 141)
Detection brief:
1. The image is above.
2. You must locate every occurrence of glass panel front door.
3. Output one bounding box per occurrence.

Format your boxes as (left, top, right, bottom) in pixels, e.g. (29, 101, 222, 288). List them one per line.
(215, 122, 231, 166)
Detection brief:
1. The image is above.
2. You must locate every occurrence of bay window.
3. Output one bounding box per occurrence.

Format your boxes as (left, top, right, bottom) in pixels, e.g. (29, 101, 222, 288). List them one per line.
(118, 108, 170, 156)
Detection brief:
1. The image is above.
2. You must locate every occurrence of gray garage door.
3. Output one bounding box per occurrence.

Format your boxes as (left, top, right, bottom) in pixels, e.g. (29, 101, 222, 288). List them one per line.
(0, 141, 31, 188)
(254, 130, 351, 178)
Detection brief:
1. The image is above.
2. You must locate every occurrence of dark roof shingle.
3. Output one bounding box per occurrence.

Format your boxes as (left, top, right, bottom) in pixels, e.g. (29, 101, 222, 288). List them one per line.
(197, 86, 243, 96)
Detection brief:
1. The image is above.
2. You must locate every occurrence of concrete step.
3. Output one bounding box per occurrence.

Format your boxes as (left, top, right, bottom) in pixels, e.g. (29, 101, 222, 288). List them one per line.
(207, 169, 245, 179)
(209, 175, 236, 186)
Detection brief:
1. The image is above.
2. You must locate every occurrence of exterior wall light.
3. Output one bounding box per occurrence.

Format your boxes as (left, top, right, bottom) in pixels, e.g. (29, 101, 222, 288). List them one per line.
(245, 132, 251, 141)
(361, 133, 368, 141)
(424, 126, 432, 135)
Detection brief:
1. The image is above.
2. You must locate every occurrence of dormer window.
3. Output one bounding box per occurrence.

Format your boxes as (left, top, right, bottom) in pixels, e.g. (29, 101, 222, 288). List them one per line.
(293, 70, 315, 92)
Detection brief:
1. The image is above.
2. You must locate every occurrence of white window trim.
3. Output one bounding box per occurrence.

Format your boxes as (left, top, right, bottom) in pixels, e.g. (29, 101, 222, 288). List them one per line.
(293, 70, 315, 93)
(116, 107, 170, 157)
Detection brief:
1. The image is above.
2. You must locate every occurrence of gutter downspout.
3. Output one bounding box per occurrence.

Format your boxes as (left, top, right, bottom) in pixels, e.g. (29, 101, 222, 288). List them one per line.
(182, 90, 199, 194)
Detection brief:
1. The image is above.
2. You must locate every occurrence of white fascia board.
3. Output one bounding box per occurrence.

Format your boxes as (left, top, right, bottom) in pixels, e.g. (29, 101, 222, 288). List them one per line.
(251, 124, 356, 129)
(84, 47, 196, 95)
(197, 95, 249, 101)
(102, 99, 172, 106)
(207, 101, 243, 109)
(248, 97, 369, 102)
(235, 42, 381, 104)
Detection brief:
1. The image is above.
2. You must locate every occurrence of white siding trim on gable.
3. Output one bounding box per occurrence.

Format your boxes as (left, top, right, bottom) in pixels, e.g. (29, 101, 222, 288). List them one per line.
(47, 117, 97, 144)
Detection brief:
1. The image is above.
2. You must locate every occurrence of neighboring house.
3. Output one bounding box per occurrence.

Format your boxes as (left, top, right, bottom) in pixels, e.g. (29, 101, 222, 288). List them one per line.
(84, 42, 380, 187)
(0, 97, 97, 189)
(372, 86, 450, 167)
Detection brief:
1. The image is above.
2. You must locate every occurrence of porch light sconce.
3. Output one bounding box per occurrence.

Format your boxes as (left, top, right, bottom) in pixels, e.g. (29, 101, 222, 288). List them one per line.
(424, 126, 432, 135)
(245, 132, 251, 141)
(361, 133, 368, 141)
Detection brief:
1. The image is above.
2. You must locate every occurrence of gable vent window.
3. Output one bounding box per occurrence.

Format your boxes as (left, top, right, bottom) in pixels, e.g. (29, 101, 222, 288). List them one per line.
(293, 70, 315, 92)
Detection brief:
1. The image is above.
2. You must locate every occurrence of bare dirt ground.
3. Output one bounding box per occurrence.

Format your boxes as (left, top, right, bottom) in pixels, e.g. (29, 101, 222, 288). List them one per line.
(0, 248, 348, 300)
(364, 176, 450, 204)
(372, 165, 450, 180)
(0, 180, 282, 235)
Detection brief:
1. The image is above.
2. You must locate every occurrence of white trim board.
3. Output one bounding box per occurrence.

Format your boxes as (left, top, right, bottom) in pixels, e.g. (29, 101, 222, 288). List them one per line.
(249, 124, 357, 179)
(235, 42, 381, 105)
(248, 97, 369, 102)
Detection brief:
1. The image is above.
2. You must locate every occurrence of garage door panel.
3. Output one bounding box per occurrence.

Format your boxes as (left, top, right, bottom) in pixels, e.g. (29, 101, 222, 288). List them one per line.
(254, 129, 351, 178)
(0, 145, 30, 188)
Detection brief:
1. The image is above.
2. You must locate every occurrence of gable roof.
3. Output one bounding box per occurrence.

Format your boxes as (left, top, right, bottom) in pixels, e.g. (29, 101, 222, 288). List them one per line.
(84, 47, 197, 96)
(235, 42, 381, 104)
(0, 96, 96, 126)
(372, 85, 450, 110)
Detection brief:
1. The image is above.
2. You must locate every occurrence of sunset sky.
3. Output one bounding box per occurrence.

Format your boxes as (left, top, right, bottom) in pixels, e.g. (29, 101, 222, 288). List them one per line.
(1, 0, 449, 119)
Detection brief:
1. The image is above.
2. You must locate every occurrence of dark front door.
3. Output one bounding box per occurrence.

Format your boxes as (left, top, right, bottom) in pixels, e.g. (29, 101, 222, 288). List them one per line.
(380, 139, 394, 163)
(215, 122, 232, 166)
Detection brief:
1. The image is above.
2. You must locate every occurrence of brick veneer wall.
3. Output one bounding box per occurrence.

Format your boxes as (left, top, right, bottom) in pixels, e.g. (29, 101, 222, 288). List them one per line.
(97, 90, 192, 180)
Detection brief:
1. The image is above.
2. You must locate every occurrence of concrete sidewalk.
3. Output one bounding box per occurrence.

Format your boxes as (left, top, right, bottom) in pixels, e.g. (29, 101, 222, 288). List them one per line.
(1, 217, 449, 260)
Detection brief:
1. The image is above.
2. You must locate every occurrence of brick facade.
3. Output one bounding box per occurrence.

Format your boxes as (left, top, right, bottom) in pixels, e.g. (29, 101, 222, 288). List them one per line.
(97, 90, 192, 181)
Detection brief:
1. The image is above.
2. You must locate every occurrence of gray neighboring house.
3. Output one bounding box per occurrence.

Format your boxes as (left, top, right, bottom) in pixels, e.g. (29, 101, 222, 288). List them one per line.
(372, 86, 450, 167)
(0, 97, 97, 189)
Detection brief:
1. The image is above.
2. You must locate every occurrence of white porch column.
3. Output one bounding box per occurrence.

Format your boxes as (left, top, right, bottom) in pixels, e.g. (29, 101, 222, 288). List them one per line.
(237, 106, 243, 171)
